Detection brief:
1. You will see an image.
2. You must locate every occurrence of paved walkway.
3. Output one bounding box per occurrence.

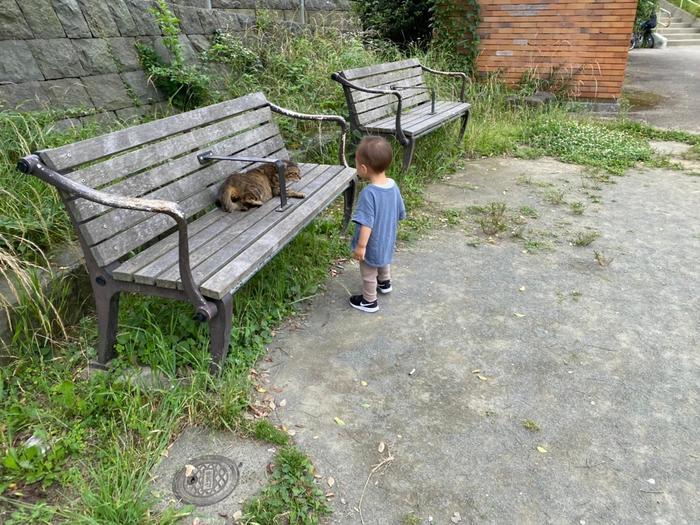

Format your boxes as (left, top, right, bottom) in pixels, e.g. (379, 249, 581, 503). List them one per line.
(265, 154, 700, 523)
(625, 46, 700, 133)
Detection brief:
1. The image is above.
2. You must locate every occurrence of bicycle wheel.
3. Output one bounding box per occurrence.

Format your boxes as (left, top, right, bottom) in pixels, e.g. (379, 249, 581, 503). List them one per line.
(643, 32, 655, 48)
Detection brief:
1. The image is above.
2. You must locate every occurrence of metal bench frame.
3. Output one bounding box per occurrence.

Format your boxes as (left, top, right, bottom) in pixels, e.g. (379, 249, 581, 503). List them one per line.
(332, 60, 472, 170)
(17, 98, 355, 373)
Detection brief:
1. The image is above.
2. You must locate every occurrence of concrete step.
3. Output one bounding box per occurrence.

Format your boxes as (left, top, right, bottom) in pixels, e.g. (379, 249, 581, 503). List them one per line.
(659, 26, 699, 33)
(658, 31, 700, 38)
(667, 38, 700, 45)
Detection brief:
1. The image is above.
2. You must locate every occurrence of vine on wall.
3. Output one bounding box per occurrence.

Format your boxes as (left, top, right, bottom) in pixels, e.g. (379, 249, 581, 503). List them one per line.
(431, 0, 481, 74)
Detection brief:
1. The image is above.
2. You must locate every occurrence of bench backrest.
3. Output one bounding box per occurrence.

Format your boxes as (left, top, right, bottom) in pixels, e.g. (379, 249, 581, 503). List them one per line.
(337, 59, 429, 127)
(37, 92, 289, 268)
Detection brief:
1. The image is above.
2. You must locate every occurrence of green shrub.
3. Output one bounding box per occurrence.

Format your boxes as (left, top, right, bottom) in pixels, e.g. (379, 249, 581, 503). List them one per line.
(352, 0, 435, 49)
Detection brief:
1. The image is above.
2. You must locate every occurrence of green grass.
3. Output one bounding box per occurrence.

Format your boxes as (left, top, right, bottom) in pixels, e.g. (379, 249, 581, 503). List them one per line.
(243, 446, 331, 524)
(524, 117, 653, 175)
(666, 0, 700, 17)
(571, 230, 600, 247)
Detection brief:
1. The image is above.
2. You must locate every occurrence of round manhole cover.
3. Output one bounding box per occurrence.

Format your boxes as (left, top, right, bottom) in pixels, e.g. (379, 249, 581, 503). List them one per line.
(172, 455, 239, 506)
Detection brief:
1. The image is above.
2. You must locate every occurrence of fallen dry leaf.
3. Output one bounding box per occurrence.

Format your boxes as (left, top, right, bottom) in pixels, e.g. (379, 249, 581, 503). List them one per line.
(256, 386, 267, 393)
(361, 380, 368, 386)
(513, 312, 526, 318)
(232, 510, 243, 521)
(327, 477, 335, 487)
(471, 369, 481, 374)
(537, 446, 548, 453)
(334, 417, 346, 426)
(451, 511, 462, 523)
(184, 464, 196, 477)
(325, 492, 335, 498)
(519, 286, 526, 292)
(287, 429, 296, 436)
(477, 375, 489, 381)
(279, 399, 287, 407)
(378, 441, 385, 453)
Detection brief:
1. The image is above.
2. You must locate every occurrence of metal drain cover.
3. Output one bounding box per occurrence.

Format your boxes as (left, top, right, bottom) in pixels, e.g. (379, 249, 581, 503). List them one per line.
(172, 455, 240, 506)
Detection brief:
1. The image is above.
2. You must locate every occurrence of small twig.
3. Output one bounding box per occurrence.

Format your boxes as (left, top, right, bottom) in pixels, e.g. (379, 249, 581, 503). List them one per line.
(289, 293, 319, 305)
(358, 447, 395, 525)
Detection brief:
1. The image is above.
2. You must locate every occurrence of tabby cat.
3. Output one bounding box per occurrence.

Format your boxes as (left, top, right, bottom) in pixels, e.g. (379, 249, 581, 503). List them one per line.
(218, 160, 304, 212)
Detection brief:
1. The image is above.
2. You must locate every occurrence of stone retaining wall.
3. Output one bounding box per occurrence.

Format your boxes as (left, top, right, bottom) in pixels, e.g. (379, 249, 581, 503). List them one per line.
(0, 0, 352, 126)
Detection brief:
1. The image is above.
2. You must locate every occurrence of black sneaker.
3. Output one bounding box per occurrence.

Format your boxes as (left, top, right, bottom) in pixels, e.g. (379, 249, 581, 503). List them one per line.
(349, 294, 378, 313)
(377, 279, 392, 294)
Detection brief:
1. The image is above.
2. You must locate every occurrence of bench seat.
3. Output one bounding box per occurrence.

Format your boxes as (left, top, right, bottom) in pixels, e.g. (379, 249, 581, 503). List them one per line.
(113, 163, 354, 299)
(362, 101, 471, 138)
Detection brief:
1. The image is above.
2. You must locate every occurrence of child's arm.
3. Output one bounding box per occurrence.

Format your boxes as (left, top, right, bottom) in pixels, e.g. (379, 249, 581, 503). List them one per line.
(353, 225, 372, 262)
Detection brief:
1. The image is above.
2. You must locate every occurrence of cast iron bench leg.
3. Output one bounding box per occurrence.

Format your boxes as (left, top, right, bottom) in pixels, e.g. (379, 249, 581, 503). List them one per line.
(401, 136, 416, 172)
(94, 288, 120, 367)
(458, 110, 471, 143)
(342, 179, 356, 232)
(208, 293, 234, 374)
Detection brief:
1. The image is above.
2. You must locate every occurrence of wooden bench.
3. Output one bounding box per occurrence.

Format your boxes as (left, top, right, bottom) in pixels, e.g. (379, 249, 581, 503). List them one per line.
(331, 58, 472, 170)
(17, 92, 356, 373)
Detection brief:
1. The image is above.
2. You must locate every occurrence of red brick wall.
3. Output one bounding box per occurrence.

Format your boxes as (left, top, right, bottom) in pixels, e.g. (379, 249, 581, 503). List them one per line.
(474, 0, 637, 100)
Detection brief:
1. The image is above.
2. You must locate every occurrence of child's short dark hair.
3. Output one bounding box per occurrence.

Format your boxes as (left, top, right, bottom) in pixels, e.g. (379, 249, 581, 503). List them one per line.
(356, 136, 393, 173)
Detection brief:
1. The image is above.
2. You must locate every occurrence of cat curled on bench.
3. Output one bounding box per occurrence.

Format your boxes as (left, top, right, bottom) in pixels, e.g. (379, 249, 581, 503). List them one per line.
(218, 160, 305, 212)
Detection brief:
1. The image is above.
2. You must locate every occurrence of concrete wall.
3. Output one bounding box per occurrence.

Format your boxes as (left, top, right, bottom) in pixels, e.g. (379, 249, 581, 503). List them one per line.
(0, 0, 352, 126)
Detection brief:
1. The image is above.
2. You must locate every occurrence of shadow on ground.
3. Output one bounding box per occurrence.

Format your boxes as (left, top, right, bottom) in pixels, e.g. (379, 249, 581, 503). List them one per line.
(263, 155, 700, 524)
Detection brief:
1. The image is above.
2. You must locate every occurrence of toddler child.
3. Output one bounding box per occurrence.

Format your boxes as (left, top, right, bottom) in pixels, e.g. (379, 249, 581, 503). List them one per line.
(350, 136, 406, 313)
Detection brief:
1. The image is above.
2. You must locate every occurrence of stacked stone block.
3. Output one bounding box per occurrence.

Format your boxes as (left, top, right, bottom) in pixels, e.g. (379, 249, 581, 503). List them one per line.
(0, 0, 352, 125)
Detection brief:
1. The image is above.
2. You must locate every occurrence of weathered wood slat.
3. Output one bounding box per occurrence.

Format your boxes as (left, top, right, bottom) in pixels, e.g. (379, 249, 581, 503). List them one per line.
(157, 165, 340, 289)
(80, 129, 285, 246)
(67, 106, 273, 189)
(127, 164, 330, 287)
(342, 58, 420, 81)
(349, 68, 423, 101)
(403, 103, 471, 137)
(355, 98, 448, 130)
(111, 163, 317, 280)
(71, 120, 279, 223)
(353, 91, 432, 127)
(200, 167, 356, 299)
(352, 73, 425, 105)
(363, 101, 457, 132)
(90, 141, 289, 267)
(39, 93, 268, 172)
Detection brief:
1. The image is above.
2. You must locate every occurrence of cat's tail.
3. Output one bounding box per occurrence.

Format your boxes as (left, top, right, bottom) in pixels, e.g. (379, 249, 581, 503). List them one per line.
(219, 183, 237, 213)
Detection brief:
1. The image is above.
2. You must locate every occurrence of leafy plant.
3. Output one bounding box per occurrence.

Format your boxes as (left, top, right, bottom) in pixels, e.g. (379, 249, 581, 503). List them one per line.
(135, 0, 209, 110)
(243, 446, 331, 524)
(432, 0, 481, 73)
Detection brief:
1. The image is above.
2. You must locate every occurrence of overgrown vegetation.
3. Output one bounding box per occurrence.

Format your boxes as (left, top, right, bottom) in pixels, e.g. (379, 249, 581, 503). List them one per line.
(635, 0, 660, 28)
(352, 0, 435, 49)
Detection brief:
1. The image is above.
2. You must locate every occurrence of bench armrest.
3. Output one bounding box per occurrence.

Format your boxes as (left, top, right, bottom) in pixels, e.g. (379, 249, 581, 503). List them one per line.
(330, 73, 409, 146)
(420, 65, 470, 102)
(269, 103, 350, 167)
(17, 154, 217, 322)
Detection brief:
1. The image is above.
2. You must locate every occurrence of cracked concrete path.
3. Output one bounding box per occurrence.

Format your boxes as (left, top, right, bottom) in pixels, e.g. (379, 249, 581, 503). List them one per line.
(263, 156, 700, 524)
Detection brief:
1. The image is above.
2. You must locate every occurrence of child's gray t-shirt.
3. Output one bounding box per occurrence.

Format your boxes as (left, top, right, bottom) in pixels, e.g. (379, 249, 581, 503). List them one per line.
(351, 179, 406, 267)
